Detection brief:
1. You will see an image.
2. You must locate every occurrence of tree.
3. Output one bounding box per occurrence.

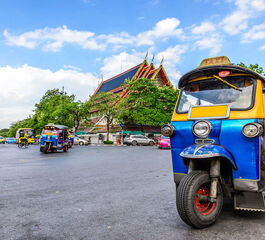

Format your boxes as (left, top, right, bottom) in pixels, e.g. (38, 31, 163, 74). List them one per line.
(7, 117, 33, 137)
(237, 63, 264, 74)
(33, 88, 84, 132)
(88, 92, 120, 141)
(0, 128, 9, 137)
(118, 78, 178, 127)
(7, 88, 88, 136)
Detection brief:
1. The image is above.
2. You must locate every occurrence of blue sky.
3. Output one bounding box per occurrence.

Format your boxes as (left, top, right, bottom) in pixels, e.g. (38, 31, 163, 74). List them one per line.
(1, 0, 265, 128)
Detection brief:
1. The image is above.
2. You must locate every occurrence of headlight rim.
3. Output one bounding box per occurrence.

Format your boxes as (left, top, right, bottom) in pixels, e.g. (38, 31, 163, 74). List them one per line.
(161, 124, 176, 137)
(242, 122, 263, 138)
(192, 120, 212, 138)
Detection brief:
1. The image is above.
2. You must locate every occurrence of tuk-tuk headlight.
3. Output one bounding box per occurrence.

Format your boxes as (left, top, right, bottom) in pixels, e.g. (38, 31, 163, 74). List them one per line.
(242, 123, 263, 138)
(161, 124, 176, 137)
(192, 120, 212, 138)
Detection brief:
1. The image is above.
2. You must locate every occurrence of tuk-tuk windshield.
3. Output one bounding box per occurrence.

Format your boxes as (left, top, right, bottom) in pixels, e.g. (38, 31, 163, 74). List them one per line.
(177, 76, 255, 113)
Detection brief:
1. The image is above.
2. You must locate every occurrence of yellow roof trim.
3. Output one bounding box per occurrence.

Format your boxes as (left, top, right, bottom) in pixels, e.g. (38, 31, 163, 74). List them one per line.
(151, 64, 172, 86)
(133, 59, 148, 80)
(142, 62, 154, 78)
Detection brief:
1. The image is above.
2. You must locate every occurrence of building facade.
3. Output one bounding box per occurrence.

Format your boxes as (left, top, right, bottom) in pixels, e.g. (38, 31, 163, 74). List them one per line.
(87, 56, 172, 140)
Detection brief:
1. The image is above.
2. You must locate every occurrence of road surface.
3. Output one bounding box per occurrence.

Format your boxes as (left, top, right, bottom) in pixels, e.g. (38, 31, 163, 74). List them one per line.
(0, 144, 264, 240)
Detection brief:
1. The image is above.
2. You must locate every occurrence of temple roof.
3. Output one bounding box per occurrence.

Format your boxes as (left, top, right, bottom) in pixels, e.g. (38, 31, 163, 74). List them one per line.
(94, 64, 141, 95)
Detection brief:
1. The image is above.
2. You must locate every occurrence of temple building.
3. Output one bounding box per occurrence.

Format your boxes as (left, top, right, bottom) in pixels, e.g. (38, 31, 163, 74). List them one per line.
(93, 56, 171, 97)
(87, 55, 172, 139)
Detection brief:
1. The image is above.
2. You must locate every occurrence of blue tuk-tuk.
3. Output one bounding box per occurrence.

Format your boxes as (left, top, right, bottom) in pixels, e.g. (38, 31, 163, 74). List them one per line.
(40, 124, 69, 153)
(162, 56, 265, 228)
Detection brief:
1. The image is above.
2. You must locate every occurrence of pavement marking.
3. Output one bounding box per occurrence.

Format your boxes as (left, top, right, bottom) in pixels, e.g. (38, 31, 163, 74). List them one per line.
(20, 157, 57, 162)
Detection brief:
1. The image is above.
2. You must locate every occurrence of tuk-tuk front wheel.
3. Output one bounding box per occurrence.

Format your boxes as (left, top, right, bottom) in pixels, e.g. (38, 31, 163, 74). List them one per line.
(176, 171, 223, 229)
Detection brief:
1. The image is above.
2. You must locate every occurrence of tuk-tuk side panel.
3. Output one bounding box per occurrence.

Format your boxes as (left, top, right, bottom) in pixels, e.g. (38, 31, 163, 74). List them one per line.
(170, 121, 195, 175)
(220, 119, 260, 181)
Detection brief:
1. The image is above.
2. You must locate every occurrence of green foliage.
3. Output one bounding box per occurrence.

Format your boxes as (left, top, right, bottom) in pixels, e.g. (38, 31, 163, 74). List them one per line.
(118, 78, 178, 126)
(87, 92, 120, 141)
(103, 141, 114, 144)
(7, 117, 33, 137)
(7, 88, 91, 136)
(0, 128, 9, 137)
(237, 62, 264, 74)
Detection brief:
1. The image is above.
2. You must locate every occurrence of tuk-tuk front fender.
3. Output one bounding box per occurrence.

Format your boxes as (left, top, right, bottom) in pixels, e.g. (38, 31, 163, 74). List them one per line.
(180, 144, 237, 170)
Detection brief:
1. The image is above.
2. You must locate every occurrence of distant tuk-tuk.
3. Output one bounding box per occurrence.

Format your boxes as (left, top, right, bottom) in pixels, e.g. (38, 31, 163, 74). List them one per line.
(162, 56, 265, 228)
(40, 124, 69, 153)
(16, 128, 35, 144)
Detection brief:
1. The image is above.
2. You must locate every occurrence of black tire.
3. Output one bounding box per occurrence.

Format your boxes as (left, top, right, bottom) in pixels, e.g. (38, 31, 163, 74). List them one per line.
(44, 145, 49, 154)
(149, 141, 154, 146)
(176, 171, 223, 229)
(132, 140, 137, 146)
(51, 148, 57, 153)
(79, 142, 84, 146)
(40, 147, 44, 152)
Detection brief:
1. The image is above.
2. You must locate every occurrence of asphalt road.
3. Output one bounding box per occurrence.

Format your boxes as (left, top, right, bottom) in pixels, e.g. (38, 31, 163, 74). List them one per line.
(0, 144, 265, 240)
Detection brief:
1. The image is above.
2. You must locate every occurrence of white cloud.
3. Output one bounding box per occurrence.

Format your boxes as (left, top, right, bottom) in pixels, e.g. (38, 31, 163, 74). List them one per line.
(63, 65, 82, 71)
(157, 45, 188, 84)
(190, 22, 222, 55)
(191, 22, 216, 35)
(259, 45, 265, 51)
(137, 18, 184, 46)
(3, 18, 183, 52)
(221, 0, 265, 35)
(3, 26, 105, 52)
(0, 65, 99, 128)
(100, 51, 145, 79)
(194, 33, 222, 56)
(241, 23, 265, 43)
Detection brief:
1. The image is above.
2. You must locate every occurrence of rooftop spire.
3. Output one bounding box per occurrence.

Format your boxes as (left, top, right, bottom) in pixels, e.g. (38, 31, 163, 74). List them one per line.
(160, 56, 164, 65)
(144, 51, 148, 61)
(151, 55, 155, 64)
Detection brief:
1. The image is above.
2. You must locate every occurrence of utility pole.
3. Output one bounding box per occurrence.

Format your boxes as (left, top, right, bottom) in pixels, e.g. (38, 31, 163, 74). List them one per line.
(61, 86, 64, 125)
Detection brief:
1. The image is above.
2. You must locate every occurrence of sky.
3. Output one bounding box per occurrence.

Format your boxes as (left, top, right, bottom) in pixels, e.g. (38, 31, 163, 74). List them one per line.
(1, 0, 265, 128)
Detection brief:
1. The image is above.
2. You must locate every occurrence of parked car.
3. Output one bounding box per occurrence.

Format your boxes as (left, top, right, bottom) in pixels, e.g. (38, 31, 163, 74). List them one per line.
(124, 135, 155, 146)
(6, 138, 16, 144)
(0, 136, 6, 144)
(158, 136, 170, 149)
(74, 137, 89, 145)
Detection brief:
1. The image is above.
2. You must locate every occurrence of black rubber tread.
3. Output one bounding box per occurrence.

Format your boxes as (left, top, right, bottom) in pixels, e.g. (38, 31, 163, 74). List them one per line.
(132, 141, 137, 146)
(176, 171, 204, 226)
(176, 171, 223, 228)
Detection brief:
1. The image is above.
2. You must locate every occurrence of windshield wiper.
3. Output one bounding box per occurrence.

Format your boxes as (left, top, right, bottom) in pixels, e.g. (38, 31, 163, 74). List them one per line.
(213, 75, 242, 92)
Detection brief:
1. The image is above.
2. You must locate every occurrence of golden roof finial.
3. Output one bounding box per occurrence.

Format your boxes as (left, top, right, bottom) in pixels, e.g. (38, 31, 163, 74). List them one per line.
(151, 55, 155, 64)
(144, 51, 148, 60)
(160, 56, 164, 65)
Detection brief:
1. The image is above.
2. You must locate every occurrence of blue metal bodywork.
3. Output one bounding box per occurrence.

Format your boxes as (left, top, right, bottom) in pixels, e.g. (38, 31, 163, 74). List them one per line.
(180, 144, 236, 169)
(40, 135, 65, 150)
(171, 119, 260, 181)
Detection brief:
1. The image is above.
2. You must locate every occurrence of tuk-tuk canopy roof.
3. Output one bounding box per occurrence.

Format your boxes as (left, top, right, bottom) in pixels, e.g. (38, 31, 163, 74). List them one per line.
(178, 56, 265, 89)
(44, 124, 68, 130)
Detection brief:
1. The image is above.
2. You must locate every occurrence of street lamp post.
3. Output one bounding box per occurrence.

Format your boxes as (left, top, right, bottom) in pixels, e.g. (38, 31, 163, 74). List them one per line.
(61, 86, 64, 125)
